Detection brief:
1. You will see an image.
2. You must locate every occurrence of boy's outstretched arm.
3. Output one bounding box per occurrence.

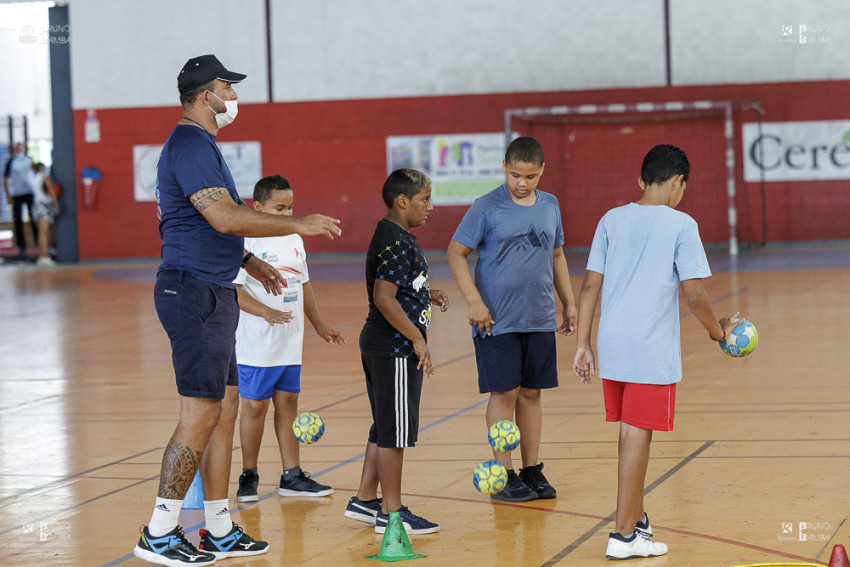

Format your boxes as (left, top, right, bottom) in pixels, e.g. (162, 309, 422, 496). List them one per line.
(446, 240, 494, 335)
(235, 284, 293, 326)
(303, 281, 347, 345)
(572, 270, 603, 384)
(680, 279, 743, 341)
(374, 279, 433, 376)
(553, 247, 577, 335)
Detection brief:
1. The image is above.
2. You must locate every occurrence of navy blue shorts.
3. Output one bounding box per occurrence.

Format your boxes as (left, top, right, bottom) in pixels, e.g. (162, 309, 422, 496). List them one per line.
(362, 353, 423, 448)
(154, 270, 239, 400)
(473, 332, 558, 393)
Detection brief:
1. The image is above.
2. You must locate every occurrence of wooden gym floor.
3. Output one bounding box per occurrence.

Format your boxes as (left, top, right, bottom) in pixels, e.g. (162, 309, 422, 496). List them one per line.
(0, 245, 849, 566)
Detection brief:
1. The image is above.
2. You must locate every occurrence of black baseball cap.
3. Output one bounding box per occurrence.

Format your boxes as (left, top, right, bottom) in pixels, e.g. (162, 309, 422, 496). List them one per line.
(177, 54, 246, 93)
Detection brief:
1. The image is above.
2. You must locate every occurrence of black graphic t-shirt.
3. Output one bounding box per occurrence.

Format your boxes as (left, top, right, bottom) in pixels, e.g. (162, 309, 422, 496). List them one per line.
(359, 219, 432, 358)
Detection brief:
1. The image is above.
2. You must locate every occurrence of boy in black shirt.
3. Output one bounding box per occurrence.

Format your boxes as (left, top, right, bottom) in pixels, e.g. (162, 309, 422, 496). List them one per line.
(344, 168, 449, 535)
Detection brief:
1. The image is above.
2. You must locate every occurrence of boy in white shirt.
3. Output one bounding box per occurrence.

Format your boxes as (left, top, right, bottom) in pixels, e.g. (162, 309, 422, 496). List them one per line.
(234, 175, 346, 502)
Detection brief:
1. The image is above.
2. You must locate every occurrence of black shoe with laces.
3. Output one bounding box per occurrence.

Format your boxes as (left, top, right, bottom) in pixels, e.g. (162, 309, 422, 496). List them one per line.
(198, 523, 269, 558)
(490, 469, 538, 502)
(278, 467, 333, 497)
(133, 524, 216, 566)
(236, 469, 259, 503)
(519, 461, 557, 499)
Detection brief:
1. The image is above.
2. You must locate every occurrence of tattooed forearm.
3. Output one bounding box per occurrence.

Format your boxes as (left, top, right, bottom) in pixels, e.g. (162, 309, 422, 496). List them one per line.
(189, 186, 230, 212)
(158, 439, 203, 499)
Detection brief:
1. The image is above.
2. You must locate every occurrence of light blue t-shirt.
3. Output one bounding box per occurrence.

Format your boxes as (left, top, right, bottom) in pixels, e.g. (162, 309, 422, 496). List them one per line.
(452, 184, 564, 337)
(586, 203, 711, 385)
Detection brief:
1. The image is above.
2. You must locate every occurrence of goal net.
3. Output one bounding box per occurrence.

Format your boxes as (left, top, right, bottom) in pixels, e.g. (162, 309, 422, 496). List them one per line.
(504, 101, 763, 255)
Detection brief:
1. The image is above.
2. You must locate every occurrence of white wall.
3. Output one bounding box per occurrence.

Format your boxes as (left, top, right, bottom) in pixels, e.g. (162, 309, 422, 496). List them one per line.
(671, 0, 850, 85)
(270, 0, 666, 102)
(69, 0, 269, 109)
(21, 0, 850, 110)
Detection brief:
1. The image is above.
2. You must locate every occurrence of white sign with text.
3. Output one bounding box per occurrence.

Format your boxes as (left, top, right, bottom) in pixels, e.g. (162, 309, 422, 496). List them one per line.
(742, 120, 850, 182)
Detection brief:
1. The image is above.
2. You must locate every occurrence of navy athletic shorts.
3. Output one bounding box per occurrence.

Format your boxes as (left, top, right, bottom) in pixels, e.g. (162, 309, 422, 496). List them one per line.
(473, 331, 558, 393)
(154, 269, 239, 399)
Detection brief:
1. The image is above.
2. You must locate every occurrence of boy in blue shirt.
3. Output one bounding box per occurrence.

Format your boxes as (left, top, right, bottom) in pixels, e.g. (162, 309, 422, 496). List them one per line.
(447, 136, 577, 502)
(573, 144, 742, 559)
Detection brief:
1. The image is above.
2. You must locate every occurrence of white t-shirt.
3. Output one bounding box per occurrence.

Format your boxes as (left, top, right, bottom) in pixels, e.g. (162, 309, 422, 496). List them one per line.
(234, 234, 309, 367)
(586, 203, 711, 385)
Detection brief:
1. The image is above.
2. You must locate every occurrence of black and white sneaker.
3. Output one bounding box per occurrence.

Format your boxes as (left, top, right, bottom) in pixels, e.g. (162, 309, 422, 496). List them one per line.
(491, 469, 538, 502)
(375, 506, 440, 535)
(278, 467, 333, 497)
(635, 512, 653, 537)
(198, 523, 268, 558)
(236, 469, 259, 503)
(344, 496, 383, 524)
(519, 462, 557, 499)
(133, 525, 216, 566)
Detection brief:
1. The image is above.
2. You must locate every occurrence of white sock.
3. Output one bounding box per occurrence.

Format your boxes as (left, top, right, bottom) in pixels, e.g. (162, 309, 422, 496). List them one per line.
(148, 497, 183, 537)
(204, 499, 233, 537)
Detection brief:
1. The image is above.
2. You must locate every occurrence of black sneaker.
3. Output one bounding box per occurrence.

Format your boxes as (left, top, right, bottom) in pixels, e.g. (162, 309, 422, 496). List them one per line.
(133, 525, 216, 566)
(278, 467, 333, 497)
(236, 469, 259, 503)
(198, 523, 268, 558)
(635, 512, 653, 537)
(344, 496, 383, 524)
(491, 469, 538, 502)
(375, 506, 440, 535)
(519, 462, 557, 499)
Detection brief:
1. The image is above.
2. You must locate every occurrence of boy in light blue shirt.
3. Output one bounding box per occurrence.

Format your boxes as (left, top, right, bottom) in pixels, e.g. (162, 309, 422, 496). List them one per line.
(573, 144, 742, 560)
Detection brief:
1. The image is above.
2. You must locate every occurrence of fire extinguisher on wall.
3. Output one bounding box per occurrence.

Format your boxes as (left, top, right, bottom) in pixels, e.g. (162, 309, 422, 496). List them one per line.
(80, 166, 102, 210)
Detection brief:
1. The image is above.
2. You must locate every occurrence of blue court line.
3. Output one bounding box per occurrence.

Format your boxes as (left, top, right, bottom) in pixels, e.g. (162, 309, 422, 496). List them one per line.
(100, 355, 484, 566)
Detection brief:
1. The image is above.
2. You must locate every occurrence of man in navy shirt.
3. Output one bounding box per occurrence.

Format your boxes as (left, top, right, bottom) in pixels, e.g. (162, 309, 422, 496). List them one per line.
(134, 54, 341, 567)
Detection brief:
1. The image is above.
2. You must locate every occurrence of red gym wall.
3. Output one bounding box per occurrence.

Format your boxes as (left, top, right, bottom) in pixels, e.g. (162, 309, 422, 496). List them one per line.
(73, 80, 850, 260)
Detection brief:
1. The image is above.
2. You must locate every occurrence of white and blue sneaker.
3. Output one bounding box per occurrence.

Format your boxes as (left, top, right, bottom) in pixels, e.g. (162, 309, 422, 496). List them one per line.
(375, 506, 440, 535)
(198, 523, 268, 558)
(344, 496, 383, 524)
(635, 512, 653, 537)
(133, 525, 216, 566)
(606, 531, 667, 560)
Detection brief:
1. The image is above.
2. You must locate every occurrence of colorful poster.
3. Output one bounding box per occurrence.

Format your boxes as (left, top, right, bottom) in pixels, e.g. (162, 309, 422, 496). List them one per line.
(387, 133, 514, 204)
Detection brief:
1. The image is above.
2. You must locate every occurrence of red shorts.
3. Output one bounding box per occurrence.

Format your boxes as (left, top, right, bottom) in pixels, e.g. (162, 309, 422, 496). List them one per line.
(602, 379, 677, 431)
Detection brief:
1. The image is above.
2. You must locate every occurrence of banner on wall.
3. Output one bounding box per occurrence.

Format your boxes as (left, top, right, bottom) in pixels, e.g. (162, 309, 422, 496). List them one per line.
(386, 133, 515, 205)
(133, 141, 263, 201)
(742, 120, 850, 182)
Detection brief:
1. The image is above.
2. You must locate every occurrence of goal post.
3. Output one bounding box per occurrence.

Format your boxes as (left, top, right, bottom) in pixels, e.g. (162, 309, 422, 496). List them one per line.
(504, 100, 764, 256)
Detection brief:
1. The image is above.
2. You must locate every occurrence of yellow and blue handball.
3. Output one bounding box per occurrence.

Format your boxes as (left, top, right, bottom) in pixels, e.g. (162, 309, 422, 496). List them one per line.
(488, 420, 521, 452)
(720, 319, 758, 357)
(473, 459, 508, 495)
(292, 412, 325, 444)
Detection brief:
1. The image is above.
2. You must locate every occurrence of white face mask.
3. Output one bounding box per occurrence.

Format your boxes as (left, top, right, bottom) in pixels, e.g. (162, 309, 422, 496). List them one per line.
(207, 90, 238, 128)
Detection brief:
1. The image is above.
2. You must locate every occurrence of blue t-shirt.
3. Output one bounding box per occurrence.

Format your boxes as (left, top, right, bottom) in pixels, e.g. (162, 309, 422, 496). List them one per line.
(451, 184, 564, 337)
(156, 125, 244, 287)
(359, 219, 432, 358)
(586, 203, 711, 385)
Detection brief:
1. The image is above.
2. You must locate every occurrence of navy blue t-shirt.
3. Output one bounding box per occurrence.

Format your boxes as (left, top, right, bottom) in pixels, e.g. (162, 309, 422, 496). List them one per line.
(359, 219, 432, 358)
(156, 125, 244, 287)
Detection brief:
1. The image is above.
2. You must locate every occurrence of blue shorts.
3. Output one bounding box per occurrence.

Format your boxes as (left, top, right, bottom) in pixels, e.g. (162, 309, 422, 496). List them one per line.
(154, 270, 239, 400)
(473, 332, 558, 393)
(238, 365, 302, 400)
